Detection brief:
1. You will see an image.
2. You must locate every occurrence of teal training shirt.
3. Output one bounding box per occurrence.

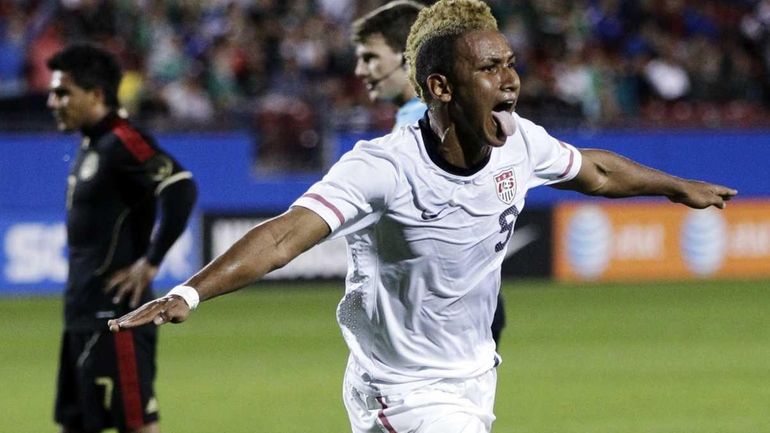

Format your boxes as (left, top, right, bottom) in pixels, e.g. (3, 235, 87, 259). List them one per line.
(394, 97, 427, 130)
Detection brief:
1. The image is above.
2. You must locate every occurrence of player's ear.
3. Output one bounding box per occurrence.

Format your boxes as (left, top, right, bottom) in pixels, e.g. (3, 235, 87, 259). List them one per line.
(426, 73, 451, 103)
(88, 86, 106, 105)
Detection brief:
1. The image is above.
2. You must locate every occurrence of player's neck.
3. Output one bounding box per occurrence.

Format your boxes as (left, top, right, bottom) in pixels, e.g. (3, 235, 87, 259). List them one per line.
(426, 110, 490, 170)
(80, 107, 117, 136)
(82, 105, 112, 130)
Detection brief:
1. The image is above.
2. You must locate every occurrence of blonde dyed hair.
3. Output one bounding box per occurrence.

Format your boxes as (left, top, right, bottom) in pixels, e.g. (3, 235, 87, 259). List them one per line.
(404, 0, 498, 100)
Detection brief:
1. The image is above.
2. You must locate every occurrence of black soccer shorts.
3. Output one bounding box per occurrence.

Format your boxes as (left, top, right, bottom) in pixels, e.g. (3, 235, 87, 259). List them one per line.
(55, 325, 159, 432)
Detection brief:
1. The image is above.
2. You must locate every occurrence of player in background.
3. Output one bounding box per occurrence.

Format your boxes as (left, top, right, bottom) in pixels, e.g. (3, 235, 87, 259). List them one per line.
(353, 0, 507, 345)
(108, 1, 736, 432)
(352, 0, 427, 130)
(47, 43, 197, 433)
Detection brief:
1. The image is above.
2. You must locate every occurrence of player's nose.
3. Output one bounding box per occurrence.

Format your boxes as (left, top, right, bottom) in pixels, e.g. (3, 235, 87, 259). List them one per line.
(500, 66, 520, 94)
(354, 59, 369, 78)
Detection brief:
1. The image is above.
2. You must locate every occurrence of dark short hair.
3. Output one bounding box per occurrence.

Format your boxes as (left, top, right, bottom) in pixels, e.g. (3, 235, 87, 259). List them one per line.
(46, 43, 123, 108)
(351, 0, 424, 53)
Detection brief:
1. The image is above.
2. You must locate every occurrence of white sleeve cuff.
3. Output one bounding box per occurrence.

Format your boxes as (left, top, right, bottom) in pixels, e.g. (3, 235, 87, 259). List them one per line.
(167, 285, 200, 310)
(292, 194, 345, 232)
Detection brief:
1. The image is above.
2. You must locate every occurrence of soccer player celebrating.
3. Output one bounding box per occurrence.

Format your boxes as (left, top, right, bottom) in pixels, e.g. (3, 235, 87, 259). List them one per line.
(109, 1, 736, 432)
(352, 0, 506, 345)
(48, 43, 197, 433)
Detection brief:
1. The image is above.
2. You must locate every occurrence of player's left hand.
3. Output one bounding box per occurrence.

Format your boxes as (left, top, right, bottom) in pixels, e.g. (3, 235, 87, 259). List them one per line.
(106, 257, 159, 308)
(669, 180, 738, 209)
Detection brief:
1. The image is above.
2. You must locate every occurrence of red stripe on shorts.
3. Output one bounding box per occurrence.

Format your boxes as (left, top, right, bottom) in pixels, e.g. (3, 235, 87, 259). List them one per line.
(113, 120, 156, 162)
(114, 331, 144, 430)
(376, 396, 398, 433)
(303, 193, 345, 225)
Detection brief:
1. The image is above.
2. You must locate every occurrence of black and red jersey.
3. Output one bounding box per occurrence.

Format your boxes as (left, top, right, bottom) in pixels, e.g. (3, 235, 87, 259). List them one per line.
(65, 112, 196, 330)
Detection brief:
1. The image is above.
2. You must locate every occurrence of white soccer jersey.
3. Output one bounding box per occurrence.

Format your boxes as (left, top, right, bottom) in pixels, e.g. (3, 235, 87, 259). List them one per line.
(293, 113, 581, 395)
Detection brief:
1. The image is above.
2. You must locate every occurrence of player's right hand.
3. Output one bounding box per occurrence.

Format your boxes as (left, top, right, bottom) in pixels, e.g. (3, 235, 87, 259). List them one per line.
(108, 295, 190, 332)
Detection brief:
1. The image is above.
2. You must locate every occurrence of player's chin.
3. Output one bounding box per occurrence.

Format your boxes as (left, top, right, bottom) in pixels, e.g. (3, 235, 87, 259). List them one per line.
(367, 89, 380, 101)
(57, 120, 78, 132)
(484, 126, 507, 147)
(52, 118, 70, 131)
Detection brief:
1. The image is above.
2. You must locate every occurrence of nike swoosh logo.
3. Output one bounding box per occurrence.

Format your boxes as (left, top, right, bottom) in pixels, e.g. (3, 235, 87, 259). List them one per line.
(421, 209, 441, 220)
(504, 224, 539, 258)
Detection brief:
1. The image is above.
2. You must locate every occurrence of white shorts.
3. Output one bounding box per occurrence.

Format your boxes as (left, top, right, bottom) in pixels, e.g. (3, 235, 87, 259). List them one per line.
(342, 368, 497, 433)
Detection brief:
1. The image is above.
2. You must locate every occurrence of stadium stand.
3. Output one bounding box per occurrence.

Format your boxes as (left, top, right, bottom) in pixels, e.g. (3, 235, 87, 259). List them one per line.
(1, 0, 769, 136)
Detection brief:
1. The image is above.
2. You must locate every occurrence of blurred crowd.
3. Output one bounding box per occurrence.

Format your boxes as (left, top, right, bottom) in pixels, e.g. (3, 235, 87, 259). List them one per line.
(2, 0, 770, 136)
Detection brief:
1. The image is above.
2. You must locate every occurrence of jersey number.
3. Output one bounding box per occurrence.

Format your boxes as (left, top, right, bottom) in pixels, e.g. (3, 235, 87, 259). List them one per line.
(495, 205, 519, 253)
(96, 376, 114, 410)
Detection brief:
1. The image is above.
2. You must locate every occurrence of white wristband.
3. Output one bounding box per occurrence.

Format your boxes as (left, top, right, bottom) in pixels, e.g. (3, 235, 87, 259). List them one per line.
(167, 285, 200, 310)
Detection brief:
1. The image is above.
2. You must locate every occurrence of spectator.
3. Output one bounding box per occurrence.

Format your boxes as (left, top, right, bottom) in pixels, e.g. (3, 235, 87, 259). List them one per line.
(0, 11, 26, 96)
(160, 67, 215, 123)
(0, 0, 768, 131)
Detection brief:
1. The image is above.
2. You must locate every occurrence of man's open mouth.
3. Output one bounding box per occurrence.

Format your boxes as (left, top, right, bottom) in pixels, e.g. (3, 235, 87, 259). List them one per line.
(493, 101, 515, 112)
(491, 103, 517, 140)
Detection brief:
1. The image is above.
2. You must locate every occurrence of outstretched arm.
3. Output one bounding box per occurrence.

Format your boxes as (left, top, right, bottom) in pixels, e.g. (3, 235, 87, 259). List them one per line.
(108, 206, 330, 331)
(555, 148, 737, 209)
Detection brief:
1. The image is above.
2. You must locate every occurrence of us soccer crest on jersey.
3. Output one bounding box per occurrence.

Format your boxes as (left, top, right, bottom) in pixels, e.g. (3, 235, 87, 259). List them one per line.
(494, 169, 516, 204)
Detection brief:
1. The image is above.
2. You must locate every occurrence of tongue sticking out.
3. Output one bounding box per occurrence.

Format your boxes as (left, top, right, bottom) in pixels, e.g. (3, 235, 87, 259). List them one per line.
(491, 110, 517, 139)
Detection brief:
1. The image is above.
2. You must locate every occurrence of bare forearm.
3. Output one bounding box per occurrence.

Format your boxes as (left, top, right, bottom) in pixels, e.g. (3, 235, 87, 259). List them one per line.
(184, 208, 329, 302)
(107, 208, 329, 332)
(580, 149, 685, 198)
(560, 148, 737, 209)
(184, 222, 283, 301)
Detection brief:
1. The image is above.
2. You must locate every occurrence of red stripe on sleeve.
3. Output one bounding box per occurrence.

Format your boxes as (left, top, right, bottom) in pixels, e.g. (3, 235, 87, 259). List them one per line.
(557, 140, 575, 179)
(114, 331, 145, 430)
(303, 193, 345, 225)
(113, 120, 156, 162)
(376, 397, 399, 433)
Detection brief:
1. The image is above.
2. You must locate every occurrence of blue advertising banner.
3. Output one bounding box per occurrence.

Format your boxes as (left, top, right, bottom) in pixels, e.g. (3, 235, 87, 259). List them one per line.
(0, 211, 67, 292)
(1, 129, 768, 294)
(0, 211, 200, 295)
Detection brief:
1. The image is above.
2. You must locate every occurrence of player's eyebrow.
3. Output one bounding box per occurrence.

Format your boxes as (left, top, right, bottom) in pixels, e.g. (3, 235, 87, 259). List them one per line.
(481, 52, 515, 64)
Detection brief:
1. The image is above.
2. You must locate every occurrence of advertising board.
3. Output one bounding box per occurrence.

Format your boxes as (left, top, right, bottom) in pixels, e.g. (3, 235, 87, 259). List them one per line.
(554, 200, 770, 281)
